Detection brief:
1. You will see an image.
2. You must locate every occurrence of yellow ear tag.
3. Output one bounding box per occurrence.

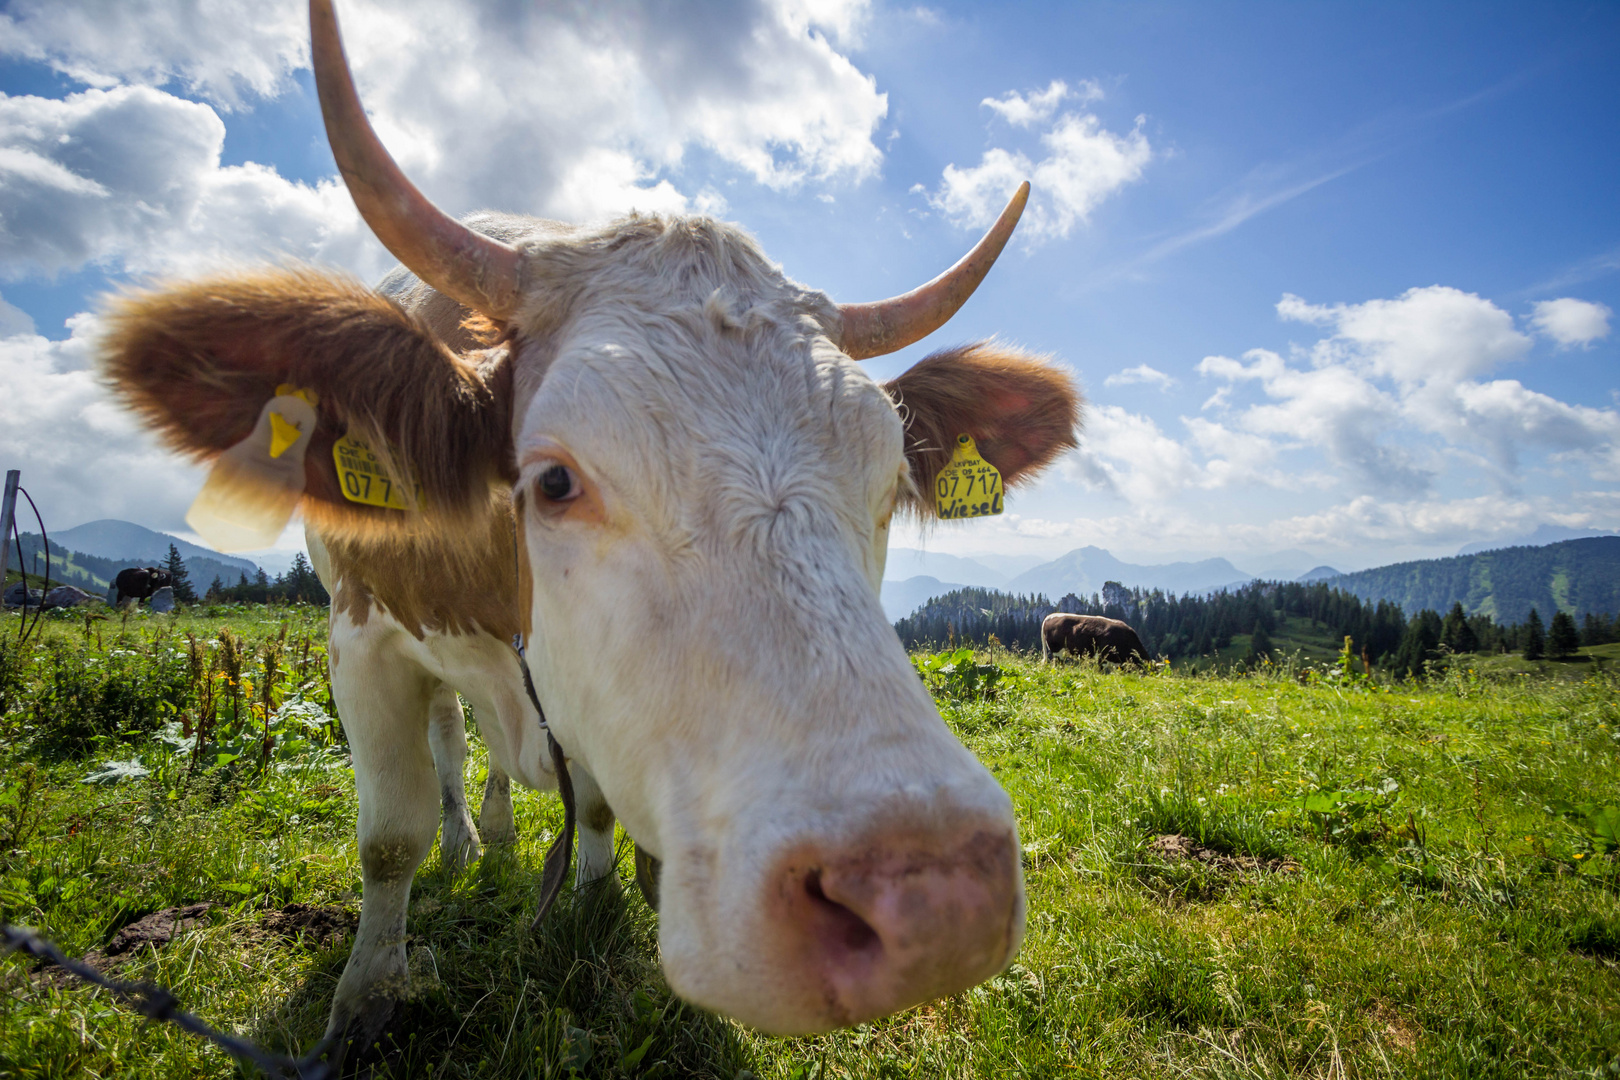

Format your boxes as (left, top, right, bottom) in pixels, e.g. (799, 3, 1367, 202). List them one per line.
(332, 434, 425, 510)
(185, 392, 318, 551)
(934, 433, 1004, 520)
(267, 411, 303, 459)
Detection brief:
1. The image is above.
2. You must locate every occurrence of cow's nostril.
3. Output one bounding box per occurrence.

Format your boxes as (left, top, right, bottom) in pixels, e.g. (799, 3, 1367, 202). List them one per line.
(804, 869, 880, 955)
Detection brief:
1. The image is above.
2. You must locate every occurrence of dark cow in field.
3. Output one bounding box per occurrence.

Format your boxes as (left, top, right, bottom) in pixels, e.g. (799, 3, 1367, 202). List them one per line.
(1042, 613, 1149, 665)
(111, 567, 172, 607)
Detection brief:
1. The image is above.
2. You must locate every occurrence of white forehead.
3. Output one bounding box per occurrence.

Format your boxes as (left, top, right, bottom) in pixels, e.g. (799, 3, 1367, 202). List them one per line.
(506, 214, 905, 533)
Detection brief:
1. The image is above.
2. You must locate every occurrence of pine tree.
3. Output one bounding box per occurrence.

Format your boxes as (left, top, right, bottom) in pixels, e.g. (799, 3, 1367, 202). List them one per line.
(1522, 608, 1545, 661)
(1440, 601, 1478, 653)
(162, 543, 195, 602)
(206, 576, 224, 602)
(1547, 611, 1581, 660)
(1245, 620, 1273, 667)
(1393, 609, 1443, 676)
(283, 551, 327, 604)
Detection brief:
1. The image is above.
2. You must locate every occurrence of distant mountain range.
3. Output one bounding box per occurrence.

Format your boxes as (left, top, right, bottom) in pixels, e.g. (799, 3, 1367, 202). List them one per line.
(878, 545, 1342, 621)
(882, 527, 1620, 624)
(51, 520, 259, 573)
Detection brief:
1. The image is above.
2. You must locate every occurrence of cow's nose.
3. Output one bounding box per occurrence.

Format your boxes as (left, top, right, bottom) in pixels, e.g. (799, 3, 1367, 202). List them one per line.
(768, 820, 1024, 1028)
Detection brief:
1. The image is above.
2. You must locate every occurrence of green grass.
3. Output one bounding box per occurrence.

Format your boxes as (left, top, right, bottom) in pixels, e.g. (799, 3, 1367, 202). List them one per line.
(2, 611, 1618, 1078)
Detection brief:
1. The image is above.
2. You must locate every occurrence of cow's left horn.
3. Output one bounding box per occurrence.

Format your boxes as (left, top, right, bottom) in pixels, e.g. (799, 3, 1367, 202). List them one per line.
(838, 181, 1029, 360)
(310, 0, 523, 319)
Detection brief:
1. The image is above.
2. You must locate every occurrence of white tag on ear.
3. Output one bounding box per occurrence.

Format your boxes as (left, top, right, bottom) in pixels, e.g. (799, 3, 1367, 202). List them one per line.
(185, 394, 318, 551)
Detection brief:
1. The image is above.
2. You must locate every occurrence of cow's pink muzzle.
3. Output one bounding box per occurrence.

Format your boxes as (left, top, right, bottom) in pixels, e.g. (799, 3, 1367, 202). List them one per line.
(764, 819, 1024, 1029)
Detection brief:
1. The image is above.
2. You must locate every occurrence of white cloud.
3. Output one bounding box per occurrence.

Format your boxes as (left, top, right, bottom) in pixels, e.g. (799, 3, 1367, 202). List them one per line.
(1278, 285, 1530, 387)
(893, 490, 1619, 570)
(1103, 363, 1175, 390)
(981, 79, 1097, 128)
(1531, 297, 1611, 349)
(0, 86, 385, 281)
(0, 0, 889, 290)
(928, 84, 1149, 245)
(1063, 285, 1619, 522)
(325, 0, 887, 206)
(1068, 405, 1204, 501)
(0, 0, 308, 110)
(0, 315, 206, 531)
(1198, 347, 1430, 492)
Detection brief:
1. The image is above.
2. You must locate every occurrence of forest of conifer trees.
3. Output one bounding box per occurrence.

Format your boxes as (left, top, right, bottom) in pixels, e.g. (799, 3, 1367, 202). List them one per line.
(891, 579, 1620, 674)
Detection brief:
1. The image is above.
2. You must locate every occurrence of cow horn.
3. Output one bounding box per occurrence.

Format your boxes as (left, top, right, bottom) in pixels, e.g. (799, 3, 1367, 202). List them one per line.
(310, 0, 523, 318)
(838, 181, 1029, 360)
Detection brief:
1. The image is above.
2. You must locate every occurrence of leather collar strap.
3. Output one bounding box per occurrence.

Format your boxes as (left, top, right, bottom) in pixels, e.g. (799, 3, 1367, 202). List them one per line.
(513, 633, 576, 929)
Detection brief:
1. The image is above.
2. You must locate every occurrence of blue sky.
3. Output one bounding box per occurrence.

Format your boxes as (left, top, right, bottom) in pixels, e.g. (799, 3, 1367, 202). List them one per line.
(1, 0, 1615, 575)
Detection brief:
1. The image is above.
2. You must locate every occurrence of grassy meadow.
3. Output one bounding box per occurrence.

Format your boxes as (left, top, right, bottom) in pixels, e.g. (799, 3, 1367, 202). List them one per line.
(1, 606, 1617, 1078)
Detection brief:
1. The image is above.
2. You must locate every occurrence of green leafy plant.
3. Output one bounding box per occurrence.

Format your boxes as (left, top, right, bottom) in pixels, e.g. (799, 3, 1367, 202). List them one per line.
(1303, 777, 1400, 848)
(912, 647, 1019, 700)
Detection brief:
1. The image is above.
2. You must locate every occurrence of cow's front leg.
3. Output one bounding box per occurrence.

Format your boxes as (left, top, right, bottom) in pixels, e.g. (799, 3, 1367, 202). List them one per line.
(571, 764, 616, 887)
(427, 685, 481, 873)
(326, 668, 439, 1049)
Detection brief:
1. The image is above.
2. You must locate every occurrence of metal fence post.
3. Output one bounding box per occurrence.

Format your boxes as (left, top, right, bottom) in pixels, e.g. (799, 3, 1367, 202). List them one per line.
(0, 469, 19, 578)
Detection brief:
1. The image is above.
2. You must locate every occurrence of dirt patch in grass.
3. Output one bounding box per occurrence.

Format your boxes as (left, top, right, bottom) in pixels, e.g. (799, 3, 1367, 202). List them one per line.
(1366, 1001, 1419, 1052)
(1148, 834, 1300, 875)
(27, 903, 213, 987)
(249, 903, 356, 948)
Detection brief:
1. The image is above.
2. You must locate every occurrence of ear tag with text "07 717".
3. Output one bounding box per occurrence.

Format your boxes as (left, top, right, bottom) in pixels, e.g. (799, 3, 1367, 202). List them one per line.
(934, 433, 1004, 520)
(332, 434, 425, 510)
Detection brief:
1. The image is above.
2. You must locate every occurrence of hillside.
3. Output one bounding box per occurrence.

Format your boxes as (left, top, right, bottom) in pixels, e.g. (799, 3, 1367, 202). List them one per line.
(1325, 536, 1620, 622)
(11, 528, 259, 594)
(50, 520, 258, 573)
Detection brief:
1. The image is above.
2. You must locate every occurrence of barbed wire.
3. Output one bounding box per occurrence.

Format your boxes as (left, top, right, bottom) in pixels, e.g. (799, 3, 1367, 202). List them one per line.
(3, 922, 336, 1079)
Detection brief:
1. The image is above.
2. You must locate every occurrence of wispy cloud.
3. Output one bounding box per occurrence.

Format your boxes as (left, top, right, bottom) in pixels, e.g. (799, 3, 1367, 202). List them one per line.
(1130, 165, 1359, 268)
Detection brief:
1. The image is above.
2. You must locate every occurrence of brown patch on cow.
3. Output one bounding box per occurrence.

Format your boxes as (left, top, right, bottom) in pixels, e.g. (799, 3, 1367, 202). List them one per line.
(252, 903, 358, 948)
(326, 499, 521, 640)
(1147, 834, 1300, 875)
(585, 799, 615, 834)
(513, 489, 533, 639)
(883, 341, 1082, 516)
(362, 837, 425, 886)
(98, 267, 517, 544)
(1367, 1001, 1419, 1052)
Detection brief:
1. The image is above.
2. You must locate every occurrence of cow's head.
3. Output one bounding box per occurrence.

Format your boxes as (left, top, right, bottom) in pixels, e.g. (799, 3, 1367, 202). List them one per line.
(99, 0, 1082, 1035)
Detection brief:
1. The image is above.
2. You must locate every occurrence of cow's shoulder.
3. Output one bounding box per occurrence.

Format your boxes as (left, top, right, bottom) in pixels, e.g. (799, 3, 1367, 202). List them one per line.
(320, 497, 520, 642)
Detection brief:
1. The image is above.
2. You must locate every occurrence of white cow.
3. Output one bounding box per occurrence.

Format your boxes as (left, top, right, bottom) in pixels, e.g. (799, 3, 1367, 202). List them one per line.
(98, 0, 1083, 1051)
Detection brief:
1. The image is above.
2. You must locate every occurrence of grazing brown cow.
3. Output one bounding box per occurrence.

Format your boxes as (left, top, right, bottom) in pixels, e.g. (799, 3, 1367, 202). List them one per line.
(1041, 613, 1149, 665)
(97, 0, 1085, 1049)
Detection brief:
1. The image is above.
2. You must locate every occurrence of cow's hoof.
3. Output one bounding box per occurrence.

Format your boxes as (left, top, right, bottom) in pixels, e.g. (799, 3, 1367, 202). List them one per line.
(481, 822, 517, 845)
(322, 995, 399, 1075)
(439, 831, 481, 874)
(634, 845, 661, 912)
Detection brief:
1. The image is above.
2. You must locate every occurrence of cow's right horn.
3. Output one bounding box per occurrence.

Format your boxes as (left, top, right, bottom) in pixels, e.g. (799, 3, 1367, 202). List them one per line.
(837, 182, 1028, 360)
(310, 0, 523, 319)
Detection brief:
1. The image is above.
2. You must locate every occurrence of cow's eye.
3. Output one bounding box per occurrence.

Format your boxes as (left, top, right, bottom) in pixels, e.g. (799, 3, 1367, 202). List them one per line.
(536, 463, 580, 502)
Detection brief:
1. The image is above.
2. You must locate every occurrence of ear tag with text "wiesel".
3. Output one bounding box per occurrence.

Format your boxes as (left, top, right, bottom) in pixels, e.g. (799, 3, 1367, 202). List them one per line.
(333, 433, 425, 510)
(934, 433, 1004, 520)
(185, 386, 319, 552)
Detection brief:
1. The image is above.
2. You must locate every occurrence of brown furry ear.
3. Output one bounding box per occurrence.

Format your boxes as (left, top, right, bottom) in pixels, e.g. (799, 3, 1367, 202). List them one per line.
(882, 341, 1083, 516)
(98, 267, 515, 542)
